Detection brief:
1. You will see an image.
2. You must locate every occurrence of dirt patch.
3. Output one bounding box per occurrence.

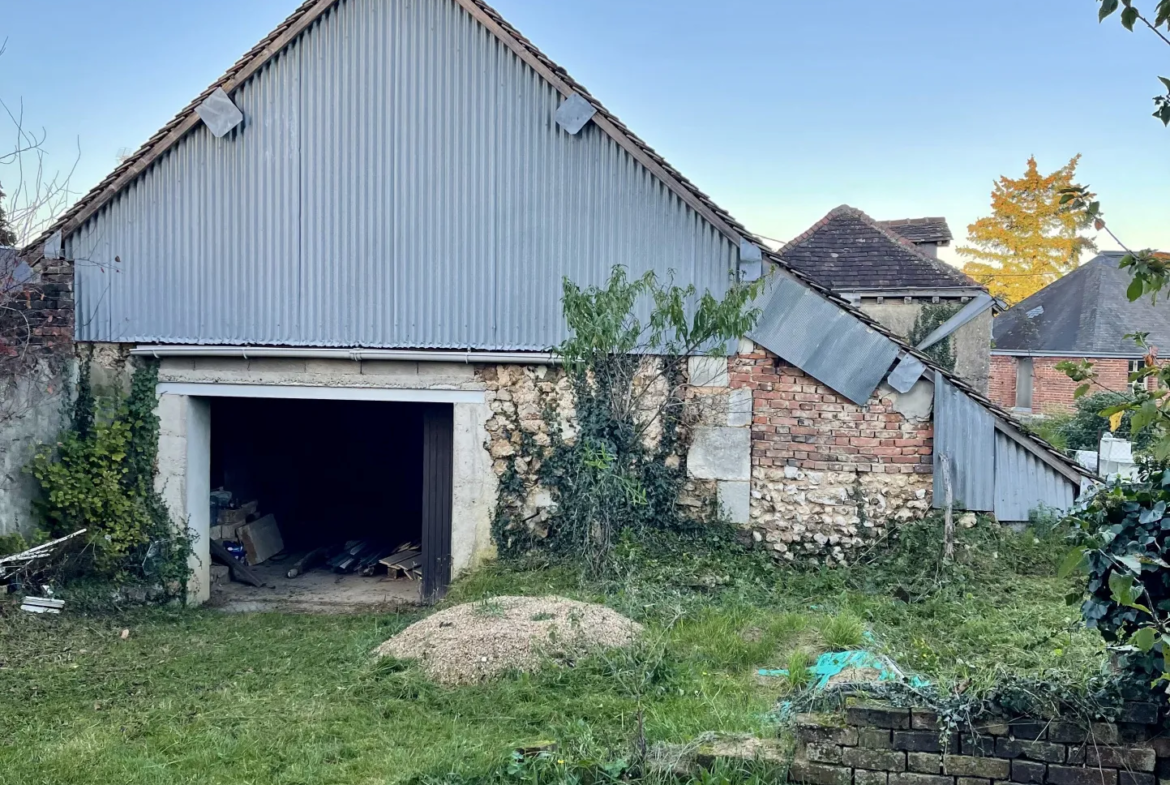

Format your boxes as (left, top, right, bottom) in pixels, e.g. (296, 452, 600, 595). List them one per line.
(825, 666, 883, 687)
(374, 595, 643, 684)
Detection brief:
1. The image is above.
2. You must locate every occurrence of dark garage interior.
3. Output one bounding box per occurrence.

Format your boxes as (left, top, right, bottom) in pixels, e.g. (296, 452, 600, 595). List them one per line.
(207, 397, 443, 608)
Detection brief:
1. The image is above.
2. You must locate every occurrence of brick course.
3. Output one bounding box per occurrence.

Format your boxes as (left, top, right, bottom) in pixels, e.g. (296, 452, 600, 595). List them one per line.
(989, 354, 1151, 414)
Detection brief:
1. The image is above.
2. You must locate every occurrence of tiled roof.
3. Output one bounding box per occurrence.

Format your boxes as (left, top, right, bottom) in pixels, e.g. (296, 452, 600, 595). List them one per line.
(778, 206, 979, 292)
(994, 252, 1170, 356)
(25, 0, 1083, 480)
(877, 217, 953, 246)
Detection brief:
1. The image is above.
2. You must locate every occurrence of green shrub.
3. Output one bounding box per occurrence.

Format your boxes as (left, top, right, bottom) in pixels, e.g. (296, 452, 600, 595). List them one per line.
(28, 361, 191, 592)
(1059, 391, 1154, 453)
(822, 613, 866, 650)
(1064, 461, 1170, 695)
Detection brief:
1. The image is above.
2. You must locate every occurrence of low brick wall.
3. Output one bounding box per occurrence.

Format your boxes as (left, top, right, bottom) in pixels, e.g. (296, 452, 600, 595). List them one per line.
(790, 703, 1166, 785)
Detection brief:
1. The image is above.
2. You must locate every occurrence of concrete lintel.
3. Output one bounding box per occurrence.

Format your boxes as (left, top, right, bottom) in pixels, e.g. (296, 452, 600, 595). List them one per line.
(688, 426, 750, 481)
(155, 382, 484, 404)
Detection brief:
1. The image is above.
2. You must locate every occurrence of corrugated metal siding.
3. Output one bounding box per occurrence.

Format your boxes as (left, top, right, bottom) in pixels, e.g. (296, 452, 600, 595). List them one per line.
(933, 372, 995, 511)
(70, 0, 736, 349)
(747, 274, 899, 405)
(993, 431, 1076, 522)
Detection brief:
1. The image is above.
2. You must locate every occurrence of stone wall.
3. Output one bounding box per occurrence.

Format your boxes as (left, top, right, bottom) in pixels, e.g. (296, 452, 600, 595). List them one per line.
(0, 254, 77, 536)
(791, 702, 1167, 785)
(731, 344, 934, 563)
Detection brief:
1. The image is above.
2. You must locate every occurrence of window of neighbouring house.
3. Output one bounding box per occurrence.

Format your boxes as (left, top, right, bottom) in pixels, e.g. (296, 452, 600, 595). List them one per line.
(1015, 357, 1033, 410)
(1129, 359, 1147, 391)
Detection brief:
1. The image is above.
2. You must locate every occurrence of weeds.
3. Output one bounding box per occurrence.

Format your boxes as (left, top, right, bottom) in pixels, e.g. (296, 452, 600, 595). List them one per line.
(821, 613, 866, 651)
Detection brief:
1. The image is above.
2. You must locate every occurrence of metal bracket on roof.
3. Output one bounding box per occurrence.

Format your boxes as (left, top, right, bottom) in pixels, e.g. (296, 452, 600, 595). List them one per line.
(887, 353, 927, 394)
(555, 93, 597, 135)
(43, 230, 63, 260)
(738, 239, 763, 282)
(195, 87, 244, 138)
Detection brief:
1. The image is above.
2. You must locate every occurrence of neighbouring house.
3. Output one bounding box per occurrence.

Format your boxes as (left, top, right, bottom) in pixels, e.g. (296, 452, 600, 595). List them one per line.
(778, 207, 993, 392)
(990, 252, 1168, 414)
(17, 0, 1089, 603)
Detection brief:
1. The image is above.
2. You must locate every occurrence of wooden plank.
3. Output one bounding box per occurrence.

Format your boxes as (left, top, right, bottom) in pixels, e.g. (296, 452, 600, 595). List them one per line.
(209, 538, 265, 587)
(378, 549, 421, 568)
(238, 515, 284, 565)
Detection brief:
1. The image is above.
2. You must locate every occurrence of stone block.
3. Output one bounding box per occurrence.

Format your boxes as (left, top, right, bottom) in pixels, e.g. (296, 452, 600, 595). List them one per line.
(795, 719, 858, 747)
(689, 355, 729, 387)
(247, 358, 306, 373)
(842, 748, 907, 772)
(361, 360, 419, 377)
(895, 731, 952, 753)
(889, 773, 953, 785)
(955, 778, 991, 785)
(210, 564, 231, 584)
(847, 704, 912, 730)
(996, 738, 1066, 763)
(1011, 760, 1048, 784)
(1046, 765, 1117, 785)
(1068, 746, 1155, 772)
(911, 710, 940, 731)
(944, 755, 1010, 779)
(727, 388, 753, 426)
(1120, 704, 1160, 725)
(1010, 723, 1049, 741)
(789, 761, 853, 785)
(855, 771, 889, 785)
(907, 752, 942, 773)
(193, 357, 248, 373)
(718, 481, 751, 524)
(687, 427, 750, 481)
(419, 362, 475, 381)
(1120, 774, 1156, 785)
(860, 729, 894, 749)
(807, 744, 844, 765)
(304, 358, 361, 375)
(1048, 723, 1118, 745)
(960, 735, 996, 758)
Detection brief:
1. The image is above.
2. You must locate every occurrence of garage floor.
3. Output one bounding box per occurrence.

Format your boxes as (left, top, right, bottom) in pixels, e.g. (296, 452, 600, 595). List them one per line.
(209, 559, 422, 613)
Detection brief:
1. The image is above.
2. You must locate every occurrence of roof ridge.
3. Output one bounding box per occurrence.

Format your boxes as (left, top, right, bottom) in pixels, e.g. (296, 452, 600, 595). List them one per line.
(780, 205, 982, 291)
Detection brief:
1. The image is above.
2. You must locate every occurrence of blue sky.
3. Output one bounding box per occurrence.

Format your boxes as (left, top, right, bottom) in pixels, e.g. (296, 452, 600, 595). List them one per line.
(3, 0, 1167, 262)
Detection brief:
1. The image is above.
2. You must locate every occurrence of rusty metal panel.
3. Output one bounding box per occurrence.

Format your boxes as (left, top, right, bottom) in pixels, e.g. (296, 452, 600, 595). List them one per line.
(747, 274, 899, 405)
(993, 430, 1077, 522)
(932, 372, 995, 512)
(69, 0, 736, 349)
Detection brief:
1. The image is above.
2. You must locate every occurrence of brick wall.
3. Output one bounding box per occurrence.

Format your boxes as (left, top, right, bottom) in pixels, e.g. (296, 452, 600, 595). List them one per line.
(989, 355, 1149, 414)
(791, 702, 1167, 785)
(730, 345, 933, 563)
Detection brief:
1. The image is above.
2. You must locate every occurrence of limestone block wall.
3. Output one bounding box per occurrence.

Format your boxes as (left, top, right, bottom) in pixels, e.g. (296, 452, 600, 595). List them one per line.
(731, 343, 934, 563)
(791, 702, 1168, 785)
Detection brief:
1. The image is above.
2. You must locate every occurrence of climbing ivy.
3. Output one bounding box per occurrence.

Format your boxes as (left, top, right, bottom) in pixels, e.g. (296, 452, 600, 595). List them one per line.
(492, 266, 764, 574)
(908, 302, 962, 372)
(29, 360, 191, 595)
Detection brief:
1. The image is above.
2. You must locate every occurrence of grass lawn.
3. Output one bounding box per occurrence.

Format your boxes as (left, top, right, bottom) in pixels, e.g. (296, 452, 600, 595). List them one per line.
(0, 518, 1105, 784)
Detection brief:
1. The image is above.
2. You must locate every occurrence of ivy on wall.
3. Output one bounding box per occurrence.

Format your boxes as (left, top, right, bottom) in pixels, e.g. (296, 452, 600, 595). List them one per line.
(29, 360, 191, 595)
(908, 302, 963, 372)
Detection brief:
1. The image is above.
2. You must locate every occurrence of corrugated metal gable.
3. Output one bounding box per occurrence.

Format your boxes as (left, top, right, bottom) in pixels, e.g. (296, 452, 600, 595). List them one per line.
(933, 372, 996, 511)
(69, 0, 736, 349)
(993, 430, 1077, 522)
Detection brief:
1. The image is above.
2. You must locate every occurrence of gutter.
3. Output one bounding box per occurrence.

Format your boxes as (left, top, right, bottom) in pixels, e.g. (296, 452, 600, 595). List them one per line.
(129, 345, 560, 365)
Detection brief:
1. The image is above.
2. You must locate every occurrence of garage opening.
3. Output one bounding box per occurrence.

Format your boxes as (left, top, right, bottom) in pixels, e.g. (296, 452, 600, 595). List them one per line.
(206, 397, 452, 609)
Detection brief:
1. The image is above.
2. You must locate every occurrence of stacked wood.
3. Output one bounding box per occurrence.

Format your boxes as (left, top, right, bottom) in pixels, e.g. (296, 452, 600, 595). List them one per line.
(20, 596, 65, 614)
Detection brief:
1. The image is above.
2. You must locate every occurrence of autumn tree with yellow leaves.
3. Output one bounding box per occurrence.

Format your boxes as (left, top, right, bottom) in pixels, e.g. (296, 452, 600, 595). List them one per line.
(957, 155, 1096, 304)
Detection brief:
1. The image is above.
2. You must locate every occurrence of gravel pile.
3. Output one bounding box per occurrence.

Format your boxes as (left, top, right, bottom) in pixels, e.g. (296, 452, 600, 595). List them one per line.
(374, 595, 643, 685)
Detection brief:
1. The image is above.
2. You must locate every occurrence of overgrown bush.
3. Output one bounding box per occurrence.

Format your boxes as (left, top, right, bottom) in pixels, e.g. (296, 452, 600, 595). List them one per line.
(1056, 391, 1155, 453)
(493, 266, 762, 574)
(1063, 460, 1170, 697)
(28, 360, 191, 594)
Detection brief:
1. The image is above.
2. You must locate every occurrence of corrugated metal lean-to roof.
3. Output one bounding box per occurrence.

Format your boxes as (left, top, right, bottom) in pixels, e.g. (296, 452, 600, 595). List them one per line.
(68, 0, 737, 351)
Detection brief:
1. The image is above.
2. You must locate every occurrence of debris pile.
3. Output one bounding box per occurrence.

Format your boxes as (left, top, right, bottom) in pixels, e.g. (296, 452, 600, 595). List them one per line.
(374, 595, 643, 684)
(208, 489, 423, 588)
